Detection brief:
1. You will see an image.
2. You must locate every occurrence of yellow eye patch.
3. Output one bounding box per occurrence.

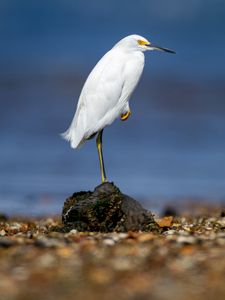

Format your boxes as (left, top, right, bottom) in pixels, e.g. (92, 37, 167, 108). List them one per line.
(138, 39, 150, 46)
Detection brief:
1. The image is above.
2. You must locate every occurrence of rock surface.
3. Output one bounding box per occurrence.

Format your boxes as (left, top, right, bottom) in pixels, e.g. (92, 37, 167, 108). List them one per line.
(62, 182, 159, 232)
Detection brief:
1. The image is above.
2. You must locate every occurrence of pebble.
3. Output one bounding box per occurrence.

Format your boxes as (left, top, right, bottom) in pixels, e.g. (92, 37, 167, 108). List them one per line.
(0, 214, 225, 300)
(217, 218, 225, 226)
(0, 229, 6, 236)
(156, 216, 173, 228)
(0, 238, 16, 248)
(117, 233, 128, 239)
(35, 237, 65, 248)
(182, 226, 191, 232)
(176, 236, 196, 244)
(163, 230, 176, 235)
(69, 229, 78, 234)
(103, 238, 115, 246)
(9, 223, 22, 231)
(137, 233, 155, 242)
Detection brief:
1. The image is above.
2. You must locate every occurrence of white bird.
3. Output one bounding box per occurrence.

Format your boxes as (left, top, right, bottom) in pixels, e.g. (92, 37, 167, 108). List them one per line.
(62, 34, 175, 183)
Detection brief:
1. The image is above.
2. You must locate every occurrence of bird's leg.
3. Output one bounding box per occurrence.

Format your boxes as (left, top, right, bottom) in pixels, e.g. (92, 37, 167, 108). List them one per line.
(96, 129, 107, 183)
(120, 109, 131, 121)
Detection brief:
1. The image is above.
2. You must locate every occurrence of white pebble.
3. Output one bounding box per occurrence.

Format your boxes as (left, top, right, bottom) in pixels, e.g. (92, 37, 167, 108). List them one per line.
(103, 238, 115, 246)
(0, 229, 6, 236)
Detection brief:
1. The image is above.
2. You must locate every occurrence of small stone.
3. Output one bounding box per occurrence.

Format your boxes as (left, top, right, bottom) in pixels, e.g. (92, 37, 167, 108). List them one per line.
(183, 226, 191, 232)
(162, 206, 177, 217)
(217, 218, 225, 227)
(178, 230, 190, 236)
(176, 236, 196, 244)
(0, 229, 6, 236)
(156, 216, 173, 228)
(137, 233, 155, 242)
(35, 237, 65, 248)
(206, 227, 213, 230)
(0, 238, 16, 248)
(103, 238, 115, 246)
(0, 213, 8, 222)
(117, 233, 128, 239)
(69, 229, 78, 234)
(27, 231, 33, 239)
(220, 211, 225, 217)
(10, 223, 22, 230)
(163, 229, 176, 235)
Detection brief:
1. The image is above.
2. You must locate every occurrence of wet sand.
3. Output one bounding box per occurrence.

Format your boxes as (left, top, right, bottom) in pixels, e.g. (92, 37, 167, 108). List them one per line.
(0, 205, 225, 300)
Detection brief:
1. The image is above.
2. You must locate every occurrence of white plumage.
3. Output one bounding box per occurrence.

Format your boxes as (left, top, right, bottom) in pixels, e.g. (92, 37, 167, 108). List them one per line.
(62, 35, 146, 148)
(62, 34, 175, 182)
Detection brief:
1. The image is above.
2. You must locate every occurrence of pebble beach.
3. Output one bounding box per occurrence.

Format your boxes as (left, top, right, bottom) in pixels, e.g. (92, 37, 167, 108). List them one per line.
(0, 205, 225, 300)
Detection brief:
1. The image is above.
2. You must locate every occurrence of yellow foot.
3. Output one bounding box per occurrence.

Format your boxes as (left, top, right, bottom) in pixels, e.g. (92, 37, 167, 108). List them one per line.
(120, 110, 131, 121)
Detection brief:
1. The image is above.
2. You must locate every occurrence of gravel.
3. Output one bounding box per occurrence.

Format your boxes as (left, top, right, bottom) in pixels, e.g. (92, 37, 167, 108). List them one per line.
(0, 209, 225, 300)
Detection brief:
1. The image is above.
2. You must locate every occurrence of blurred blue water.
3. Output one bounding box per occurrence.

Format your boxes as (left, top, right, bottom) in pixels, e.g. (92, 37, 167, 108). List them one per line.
(0, 1, 225, 215)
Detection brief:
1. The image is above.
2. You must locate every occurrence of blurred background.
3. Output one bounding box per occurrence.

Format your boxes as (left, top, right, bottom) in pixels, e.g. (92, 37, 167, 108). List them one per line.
(0, 0, 225, 215)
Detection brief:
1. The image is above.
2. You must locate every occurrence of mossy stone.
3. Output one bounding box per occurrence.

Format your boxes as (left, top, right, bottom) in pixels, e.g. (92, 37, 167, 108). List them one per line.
(62, 182, 160, 233)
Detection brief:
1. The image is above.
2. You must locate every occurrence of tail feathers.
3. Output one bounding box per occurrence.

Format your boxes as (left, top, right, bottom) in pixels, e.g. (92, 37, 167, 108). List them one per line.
(61, 127, 85, 149)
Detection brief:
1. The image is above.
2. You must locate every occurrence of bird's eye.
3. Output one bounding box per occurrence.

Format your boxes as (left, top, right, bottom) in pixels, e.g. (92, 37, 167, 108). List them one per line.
(137, 39, 150, 46)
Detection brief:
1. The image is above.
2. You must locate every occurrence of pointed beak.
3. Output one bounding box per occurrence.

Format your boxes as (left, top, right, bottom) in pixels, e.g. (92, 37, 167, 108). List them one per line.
(147, 44, 176, 54)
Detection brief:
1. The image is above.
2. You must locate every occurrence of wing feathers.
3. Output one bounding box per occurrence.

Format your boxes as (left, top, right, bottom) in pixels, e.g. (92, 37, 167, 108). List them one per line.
(62, 48, 144, 149)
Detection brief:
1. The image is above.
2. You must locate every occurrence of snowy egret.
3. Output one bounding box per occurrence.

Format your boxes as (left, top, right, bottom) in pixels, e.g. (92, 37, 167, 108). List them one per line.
(62, 34, 175, 183)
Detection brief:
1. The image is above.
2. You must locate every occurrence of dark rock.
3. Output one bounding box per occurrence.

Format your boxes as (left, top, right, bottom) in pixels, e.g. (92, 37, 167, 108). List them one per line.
(162, 206, 178, 217)
(62, 182, 159, 233)
(34, 237, 65, 248)
(0, 238, 16, 248)
(220, 211, 225, 218)
(0, 213, 8, 222)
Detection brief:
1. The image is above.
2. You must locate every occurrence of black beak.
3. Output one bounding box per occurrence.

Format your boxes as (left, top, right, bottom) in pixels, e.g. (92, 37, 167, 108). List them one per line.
(148, 44, 176, 54)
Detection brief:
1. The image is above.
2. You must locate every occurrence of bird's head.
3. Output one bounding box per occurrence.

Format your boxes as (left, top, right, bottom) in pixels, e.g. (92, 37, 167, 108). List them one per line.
(116, 34, 175, 54)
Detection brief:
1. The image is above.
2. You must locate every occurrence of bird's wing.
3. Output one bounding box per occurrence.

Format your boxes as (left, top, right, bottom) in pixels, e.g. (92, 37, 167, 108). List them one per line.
(63, 49, 144, 147)
(77, 49, 127, 136)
